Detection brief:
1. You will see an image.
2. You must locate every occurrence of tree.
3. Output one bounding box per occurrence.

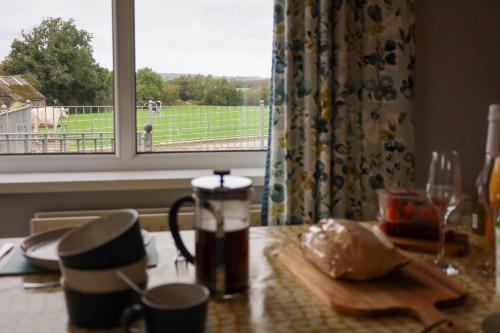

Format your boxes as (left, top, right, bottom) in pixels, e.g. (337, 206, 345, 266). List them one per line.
(170, 75, 247, 106)
(164, 82, 180, 105)
(242, 80, 269, 105)
(259, 80, 270, 105)
(136, 68, 165, 104)
(2, 17, 105, 105)
(95, 68, 113, 106)
(203, 78, 243, 106)
(243, 88, 261, 106)
(176, 75, 206, 102)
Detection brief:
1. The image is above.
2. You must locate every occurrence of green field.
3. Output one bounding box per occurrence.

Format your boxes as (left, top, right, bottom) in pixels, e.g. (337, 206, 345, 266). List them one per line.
(56, 105, 269, 149)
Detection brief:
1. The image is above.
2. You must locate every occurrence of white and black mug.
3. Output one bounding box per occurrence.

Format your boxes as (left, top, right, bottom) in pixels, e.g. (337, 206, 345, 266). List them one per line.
(58, 209, 147, 328)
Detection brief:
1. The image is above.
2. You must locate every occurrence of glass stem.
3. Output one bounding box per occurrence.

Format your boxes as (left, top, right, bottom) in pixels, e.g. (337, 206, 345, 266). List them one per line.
(437, 210, 450, 263)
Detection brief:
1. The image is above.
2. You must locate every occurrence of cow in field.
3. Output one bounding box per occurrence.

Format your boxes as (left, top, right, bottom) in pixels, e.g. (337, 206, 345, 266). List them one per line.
(31, 107, 69, 134)
(144, 100, 162, 118)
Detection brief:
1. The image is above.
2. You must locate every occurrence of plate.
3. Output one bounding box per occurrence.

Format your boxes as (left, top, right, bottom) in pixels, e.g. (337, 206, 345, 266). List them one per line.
(20, 227, 152, 271)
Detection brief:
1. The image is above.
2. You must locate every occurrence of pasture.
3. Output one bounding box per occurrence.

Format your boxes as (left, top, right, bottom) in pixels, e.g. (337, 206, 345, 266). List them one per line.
(55, 105, 270, 150)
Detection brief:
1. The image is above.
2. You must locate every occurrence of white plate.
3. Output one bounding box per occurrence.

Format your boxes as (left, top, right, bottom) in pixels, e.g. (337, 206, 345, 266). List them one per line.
(21, 227, 151, 271)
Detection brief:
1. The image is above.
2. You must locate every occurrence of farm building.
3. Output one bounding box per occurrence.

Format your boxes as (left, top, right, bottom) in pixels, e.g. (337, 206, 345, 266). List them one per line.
(0, 76, 45, 110)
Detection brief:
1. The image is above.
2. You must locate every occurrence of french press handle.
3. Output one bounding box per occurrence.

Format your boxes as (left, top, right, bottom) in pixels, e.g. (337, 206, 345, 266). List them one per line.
(169, 170, 230, 263)
(169, 195, 227, 297)
(168, 196, 225, 262)
(168, 195, 196, 264)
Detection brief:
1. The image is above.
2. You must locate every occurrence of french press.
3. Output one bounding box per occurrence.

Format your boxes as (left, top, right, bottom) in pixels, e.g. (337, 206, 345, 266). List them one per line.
(169, 170, 252, 299)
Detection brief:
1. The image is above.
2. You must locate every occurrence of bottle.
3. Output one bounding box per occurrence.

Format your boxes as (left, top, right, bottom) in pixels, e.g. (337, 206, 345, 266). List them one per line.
(490, 157, 500, 292)
(472, 104, 500, 276)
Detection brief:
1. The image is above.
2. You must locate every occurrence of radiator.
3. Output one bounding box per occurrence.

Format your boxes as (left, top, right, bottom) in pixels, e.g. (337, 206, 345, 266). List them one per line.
(31, 205, 262, 234)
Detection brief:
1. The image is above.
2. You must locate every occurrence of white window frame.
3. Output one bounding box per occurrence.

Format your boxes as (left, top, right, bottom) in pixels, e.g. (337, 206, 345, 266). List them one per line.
(0, 0, 266, 174)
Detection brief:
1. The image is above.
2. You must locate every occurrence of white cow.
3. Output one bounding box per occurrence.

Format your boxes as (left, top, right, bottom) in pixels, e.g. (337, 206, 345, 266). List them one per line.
(31, 107, 69, 134)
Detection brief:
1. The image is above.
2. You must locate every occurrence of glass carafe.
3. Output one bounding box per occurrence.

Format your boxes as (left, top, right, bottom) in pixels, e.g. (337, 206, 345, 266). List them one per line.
(169, 170, 252, 300)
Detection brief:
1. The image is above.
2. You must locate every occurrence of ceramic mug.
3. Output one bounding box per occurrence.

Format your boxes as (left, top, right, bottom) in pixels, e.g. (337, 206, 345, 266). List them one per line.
(58, 209, 145, 269)
(121, 283, 210, 333)
(482, 311, 500, 333)
(58, 209, 147, 328)
(62, 279, 144, 329)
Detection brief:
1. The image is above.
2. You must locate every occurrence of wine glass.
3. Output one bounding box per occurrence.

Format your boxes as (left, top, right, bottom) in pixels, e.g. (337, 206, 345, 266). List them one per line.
(426, 151, 462, 275)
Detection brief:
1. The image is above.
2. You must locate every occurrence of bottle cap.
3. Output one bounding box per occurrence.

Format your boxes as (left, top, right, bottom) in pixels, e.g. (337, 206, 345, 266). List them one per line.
(486, 104, 500, 154)
(488, 104, 500, 122)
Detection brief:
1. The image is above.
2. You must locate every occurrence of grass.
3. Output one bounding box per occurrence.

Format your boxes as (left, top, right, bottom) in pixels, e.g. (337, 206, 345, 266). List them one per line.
(53, 105, 270, 149)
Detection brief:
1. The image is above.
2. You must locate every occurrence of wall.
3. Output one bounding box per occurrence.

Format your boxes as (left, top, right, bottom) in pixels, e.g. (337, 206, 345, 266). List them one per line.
(2, 1, 500, 236)
(415, 0, 500, 192)
(0, 187, 263, 237)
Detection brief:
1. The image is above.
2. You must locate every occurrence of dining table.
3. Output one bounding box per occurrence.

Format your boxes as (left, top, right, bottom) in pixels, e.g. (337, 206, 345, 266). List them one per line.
(0, 225, 499, 333)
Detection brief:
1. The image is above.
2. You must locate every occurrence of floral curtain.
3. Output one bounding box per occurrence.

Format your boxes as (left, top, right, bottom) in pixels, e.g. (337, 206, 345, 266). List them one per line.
(263, 0, 416, 225)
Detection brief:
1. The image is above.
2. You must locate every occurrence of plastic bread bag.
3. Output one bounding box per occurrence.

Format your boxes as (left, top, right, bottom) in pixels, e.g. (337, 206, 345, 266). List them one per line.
(299, 218, 409, 281)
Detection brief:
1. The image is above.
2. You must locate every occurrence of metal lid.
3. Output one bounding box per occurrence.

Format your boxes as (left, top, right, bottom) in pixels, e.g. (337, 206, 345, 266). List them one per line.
(486, 104, 500, 154)
(192, 170, 252, 200)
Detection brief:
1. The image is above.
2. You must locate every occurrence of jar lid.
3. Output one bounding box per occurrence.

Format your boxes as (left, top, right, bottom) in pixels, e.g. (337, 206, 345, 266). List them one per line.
(192, 170, 252, 200)
(192, 175, 252, 190)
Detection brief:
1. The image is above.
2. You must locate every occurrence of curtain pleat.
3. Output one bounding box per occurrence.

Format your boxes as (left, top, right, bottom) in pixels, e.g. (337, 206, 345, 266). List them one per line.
(263, 0, 415, 225)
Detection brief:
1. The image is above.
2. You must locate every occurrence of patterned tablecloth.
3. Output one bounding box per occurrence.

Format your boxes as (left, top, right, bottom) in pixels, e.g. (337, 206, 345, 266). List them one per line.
(0, 225, 499, 332)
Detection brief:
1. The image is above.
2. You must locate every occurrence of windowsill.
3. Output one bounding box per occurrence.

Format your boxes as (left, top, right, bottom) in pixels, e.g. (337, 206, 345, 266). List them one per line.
(0, 168, 265, 194)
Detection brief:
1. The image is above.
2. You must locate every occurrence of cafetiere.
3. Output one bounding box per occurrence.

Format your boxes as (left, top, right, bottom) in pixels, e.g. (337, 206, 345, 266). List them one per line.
(169, 170, 252, 299)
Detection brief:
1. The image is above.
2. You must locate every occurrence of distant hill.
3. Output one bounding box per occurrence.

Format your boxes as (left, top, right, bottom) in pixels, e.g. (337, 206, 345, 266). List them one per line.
(160, 73, 268, 81)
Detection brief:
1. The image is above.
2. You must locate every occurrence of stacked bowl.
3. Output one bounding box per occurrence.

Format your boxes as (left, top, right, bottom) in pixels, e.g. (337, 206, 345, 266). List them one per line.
(57, 209, 147, 328)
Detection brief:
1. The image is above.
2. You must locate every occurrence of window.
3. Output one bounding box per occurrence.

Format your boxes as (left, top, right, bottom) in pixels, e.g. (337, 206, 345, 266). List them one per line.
(0, 0, 269, 173)
(134, 0, 272, 153)
(0, 0, 114, 155)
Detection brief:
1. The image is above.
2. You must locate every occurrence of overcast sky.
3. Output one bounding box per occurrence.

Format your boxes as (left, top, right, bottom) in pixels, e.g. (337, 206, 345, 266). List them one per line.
(0, 0, 273, 78)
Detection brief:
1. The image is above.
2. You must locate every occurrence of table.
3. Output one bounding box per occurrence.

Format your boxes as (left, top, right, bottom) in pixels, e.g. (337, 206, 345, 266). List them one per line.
(0, 225, 499, 332)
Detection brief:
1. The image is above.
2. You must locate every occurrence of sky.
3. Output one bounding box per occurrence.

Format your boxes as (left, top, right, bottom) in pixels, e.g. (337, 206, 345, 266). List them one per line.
(0, 0, 273, 78)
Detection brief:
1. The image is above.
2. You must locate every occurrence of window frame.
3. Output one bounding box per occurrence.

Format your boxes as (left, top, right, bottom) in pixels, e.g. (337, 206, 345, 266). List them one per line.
(0, 0, 266, 174)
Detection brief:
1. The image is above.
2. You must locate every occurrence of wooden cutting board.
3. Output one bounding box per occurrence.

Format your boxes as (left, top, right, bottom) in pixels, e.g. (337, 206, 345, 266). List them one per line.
(278, 246, 467, 333)
(387, 234, 468, 257)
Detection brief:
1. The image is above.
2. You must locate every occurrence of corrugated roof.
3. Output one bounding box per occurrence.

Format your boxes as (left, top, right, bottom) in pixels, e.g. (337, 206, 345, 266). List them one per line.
(0, 76, 45, 101)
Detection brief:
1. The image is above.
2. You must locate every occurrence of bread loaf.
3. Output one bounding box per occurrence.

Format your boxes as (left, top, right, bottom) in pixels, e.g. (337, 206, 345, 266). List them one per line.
(299, 219, 408, 281)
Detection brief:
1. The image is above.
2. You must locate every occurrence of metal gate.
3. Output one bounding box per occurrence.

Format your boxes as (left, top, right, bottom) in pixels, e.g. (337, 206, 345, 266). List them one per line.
(0, 104, 32, 154)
